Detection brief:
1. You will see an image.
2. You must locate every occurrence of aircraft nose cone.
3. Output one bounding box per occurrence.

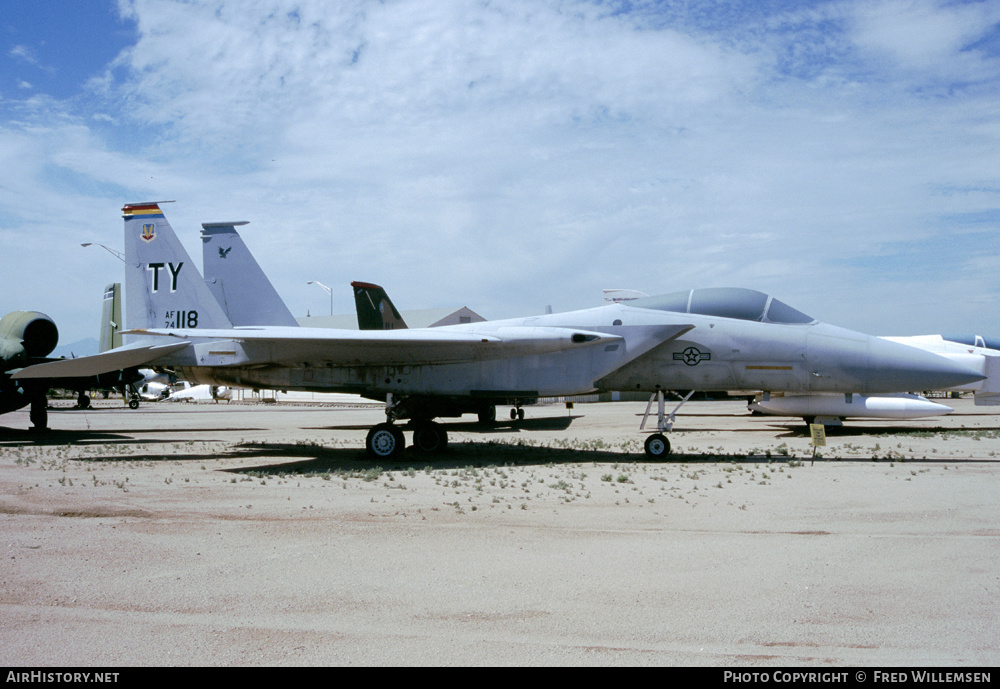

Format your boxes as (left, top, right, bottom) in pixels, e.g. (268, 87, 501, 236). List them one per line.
(864, 337, 985, 393)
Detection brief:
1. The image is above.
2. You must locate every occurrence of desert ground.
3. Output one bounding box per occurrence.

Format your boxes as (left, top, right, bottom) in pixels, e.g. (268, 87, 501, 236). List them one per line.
(1, 396, 998, 666)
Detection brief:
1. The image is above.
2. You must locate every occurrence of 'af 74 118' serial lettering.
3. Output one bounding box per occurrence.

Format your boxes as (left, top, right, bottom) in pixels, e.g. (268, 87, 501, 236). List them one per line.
(164, 310, 198, 328)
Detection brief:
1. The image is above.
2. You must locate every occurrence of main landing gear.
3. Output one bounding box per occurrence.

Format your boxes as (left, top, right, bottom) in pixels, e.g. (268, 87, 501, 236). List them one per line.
(639, 389, 695, 458)
(363, 395, 526, 458)
(364, 393, 451, 458)
(365, 420, 449, 458)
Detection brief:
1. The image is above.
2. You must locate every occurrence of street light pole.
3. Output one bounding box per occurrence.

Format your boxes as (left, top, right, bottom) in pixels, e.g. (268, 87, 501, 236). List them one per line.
(81, 243, 125, 262)
(307, 280, 333, 316)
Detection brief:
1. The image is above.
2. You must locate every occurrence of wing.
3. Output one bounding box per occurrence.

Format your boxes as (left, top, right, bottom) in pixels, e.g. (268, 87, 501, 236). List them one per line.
(121, 325, 635, 366)
(16, 323, 692, 375)
(13, 342, 191, 380)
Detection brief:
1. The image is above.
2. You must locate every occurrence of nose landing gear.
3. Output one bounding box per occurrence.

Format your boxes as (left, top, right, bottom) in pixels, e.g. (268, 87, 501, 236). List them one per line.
(640, 389, 694, 458)
(644, 433, 670, 458)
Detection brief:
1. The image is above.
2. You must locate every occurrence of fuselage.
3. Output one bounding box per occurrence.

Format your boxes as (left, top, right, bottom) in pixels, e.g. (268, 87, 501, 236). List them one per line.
(151, 302, 981, 399)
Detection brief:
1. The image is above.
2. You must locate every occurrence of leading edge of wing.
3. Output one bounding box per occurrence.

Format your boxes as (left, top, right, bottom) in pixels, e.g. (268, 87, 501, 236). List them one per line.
(12, 342, 192, 380)
(123, 325, 626, 362)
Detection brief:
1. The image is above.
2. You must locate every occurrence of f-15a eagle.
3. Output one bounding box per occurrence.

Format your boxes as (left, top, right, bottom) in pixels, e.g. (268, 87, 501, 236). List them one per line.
(15, 203, 984, 456)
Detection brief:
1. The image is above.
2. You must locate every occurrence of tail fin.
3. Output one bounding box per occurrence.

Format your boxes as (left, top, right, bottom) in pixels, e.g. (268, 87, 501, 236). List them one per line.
(99, 283, 122, 353)
(123, 202, 232, 339)
(351, 281, 407, 330)
(201, 222, 298, 327)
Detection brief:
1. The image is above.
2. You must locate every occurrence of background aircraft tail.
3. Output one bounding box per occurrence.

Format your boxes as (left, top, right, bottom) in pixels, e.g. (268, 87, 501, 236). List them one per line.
(352, 281, 408, 330)
(201, 222, 299, 327)
(99, 283, 122, 353)
(123, 202, 233, 340)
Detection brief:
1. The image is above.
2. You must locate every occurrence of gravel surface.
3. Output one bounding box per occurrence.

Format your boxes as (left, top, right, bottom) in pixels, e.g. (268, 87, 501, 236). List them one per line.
(2, 398, 998, 666)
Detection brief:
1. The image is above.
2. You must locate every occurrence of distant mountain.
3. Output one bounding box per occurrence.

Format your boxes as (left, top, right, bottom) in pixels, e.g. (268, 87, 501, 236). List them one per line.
(51, 337, 99, 359)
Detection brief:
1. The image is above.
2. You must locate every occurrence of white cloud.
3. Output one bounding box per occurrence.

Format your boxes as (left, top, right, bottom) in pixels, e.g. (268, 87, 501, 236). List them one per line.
(1, 0, 999, 342)
(9, 45, 40, 65)
(849, 0, 1000, 78)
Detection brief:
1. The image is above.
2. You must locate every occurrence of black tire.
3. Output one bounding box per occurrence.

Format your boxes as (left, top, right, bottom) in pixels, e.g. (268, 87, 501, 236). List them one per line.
(412, 421, 448, 454)
(77, 393, 91, 409)
(366, 423, 404, 458)
(477, 405, 496, 425)
(510, 408, 517, 420)
(517, 408, 525, 420)
(644, 433, 670, 458)
(29, 396, 48, 431)
(129, 399, 140, 410)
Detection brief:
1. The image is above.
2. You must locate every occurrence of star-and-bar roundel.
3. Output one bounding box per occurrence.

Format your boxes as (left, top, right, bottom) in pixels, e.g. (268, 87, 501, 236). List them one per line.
(673, 346, 711, 366)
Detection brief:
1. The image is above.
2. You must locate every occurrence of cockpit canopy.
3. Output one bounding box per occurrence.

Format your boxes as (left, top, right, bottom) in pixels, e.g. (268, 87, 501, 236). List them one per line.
(631, 288, 816, 325)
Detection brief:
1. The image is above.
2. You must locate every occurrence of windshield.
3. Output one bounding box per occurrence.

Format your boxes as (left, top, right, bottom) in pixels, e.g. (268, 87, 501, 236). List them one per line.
(631, 288, 815, 324)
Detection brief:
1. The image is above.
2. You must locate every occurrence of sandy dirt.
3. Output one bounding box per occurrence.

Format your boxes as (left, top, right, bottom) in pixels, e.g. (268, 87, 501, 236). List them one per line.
(1, 397, 998, 666)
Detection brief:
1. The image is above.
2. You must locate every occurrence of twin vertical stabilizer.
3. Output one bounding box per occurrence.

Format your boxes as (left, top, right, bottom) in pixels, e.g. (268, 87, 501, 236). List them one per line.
(201, 222, 299, 327)
(122, 203, 233, 340)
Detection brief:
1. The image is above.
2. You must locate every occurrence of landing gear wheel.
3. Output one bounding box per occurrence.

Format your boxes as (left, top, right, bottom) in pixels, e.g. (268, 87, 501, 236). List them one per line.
(128, 398, 140, 410)
(477, 405, 496, 425)
(644, 433, 671, 458)
(517, 408, 525, 420)
(510, 408, 517, 420)
(366, 423, 404, 458)
(77, 393, 91, 409)
(412, 421, 448, 454)
(29, 396, 48, 432)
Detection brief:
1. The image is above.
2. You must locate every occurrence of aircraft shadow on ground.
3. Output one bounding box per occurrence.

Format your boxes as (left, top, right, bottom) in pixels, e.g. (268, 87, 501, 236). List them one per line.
(4, 417, 995, 467)
(0, 427, 133, 445)
(222, 442, 659, 474)
(223, 438, 928, 475)
(0, 426, 263, 462)
(308, 415, 580, 434)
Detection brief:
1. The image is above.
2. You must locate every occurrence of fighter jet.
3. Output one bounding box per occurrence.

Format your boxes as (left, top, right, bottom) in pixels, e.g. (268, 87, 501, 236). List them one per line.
(16, 202, 985, 458)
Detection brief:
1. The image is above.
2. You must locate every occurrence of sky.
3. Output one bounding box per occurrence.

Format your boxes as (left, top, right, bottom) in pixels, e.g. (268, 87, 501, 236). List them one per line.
(1, 0, 999, 347)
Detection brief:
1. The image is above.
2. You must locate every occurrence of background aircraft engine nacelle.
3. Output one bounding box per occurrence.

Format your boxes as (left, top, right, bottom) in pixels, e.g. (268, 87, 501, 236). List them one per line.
(0, 311, 59, 368)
